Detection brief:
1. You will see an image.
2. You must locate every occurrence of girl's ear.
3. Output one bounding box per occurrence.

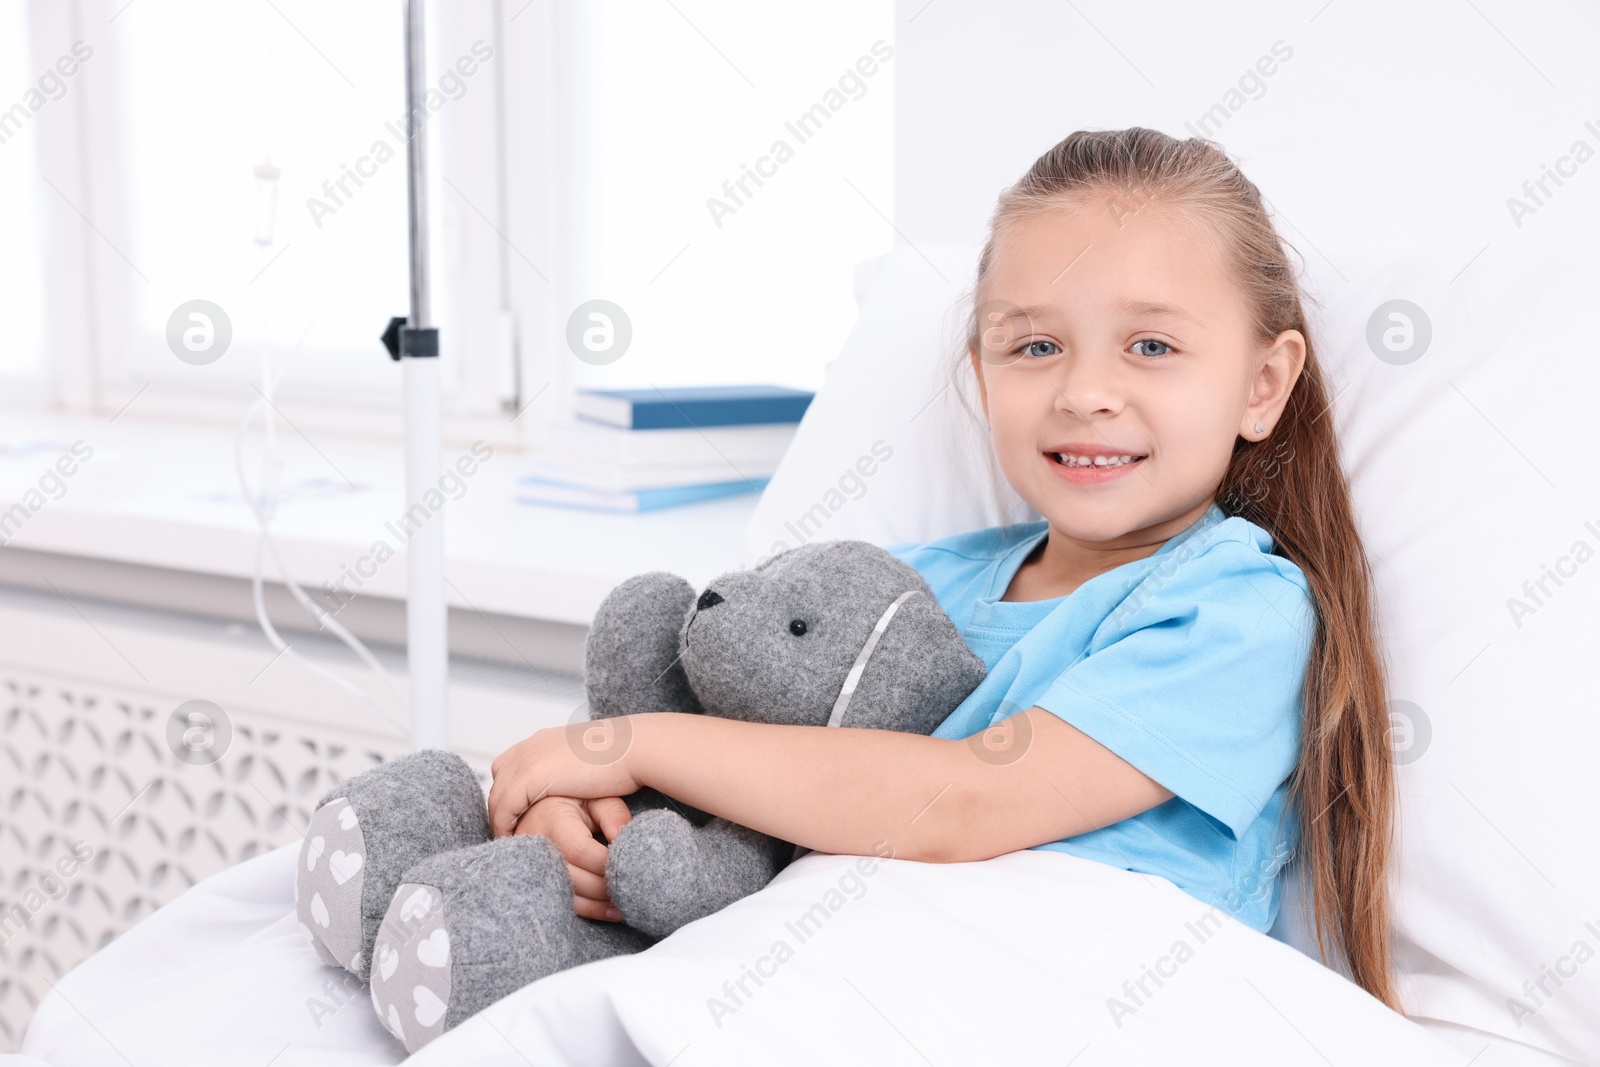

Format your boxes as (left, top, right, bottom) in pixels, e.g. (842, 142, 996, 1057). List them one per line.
(1240, 328, 1307, 439)
(967, 345, 989, 419)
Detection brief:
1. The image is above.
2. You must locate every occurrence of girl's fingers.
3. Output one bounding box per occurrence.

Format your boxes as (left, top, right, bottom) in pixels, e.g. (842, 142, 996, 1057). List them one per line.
(565, 861, 611, 903)
(547, 814, 612, 879)
(572, 891, 623, 923)
(487, 778, 531, 838)
(486, 775, 509, 836)
(487, 742, 541, 837)
(587, 796, 634, 842)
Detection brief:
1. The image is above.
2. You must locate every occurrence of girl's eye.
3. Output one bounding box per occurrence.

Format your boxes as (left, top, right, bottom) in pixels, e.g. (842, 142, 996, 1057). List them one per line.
(1132, 339, 1171, 358)
(1022, 340, 1059, 358)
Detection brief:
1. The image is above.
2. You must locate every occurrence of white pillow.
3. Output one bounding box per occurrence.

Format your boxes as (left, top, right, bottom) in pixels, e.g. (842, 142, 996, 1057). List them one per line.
(741, 244, 1036, 565)
(745, 241, 1600, 1061)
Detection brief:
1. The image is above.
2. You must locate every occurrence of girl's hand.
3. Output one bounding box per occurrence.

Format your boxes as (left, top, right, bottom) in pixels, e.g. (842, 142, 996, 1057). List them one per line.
(512, 795, 635, 922)
(488, 720, 642, 838)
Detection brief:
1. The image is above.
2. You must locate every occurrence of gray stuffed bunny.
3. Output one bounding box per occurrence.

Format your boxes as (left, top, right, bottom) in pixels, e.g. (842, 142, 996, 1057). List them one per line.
(294, 539, 985, 1052)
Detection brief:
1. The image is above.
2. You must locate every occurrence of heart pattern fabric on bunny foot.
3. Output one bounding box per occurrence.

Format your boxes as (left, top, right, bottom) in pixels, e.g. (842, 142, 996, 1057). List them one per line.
(292, 749, 493, 981)
(365, 835, 658, 1053)
(295, 797, 367, 972)
(369, 882, 452, 1051)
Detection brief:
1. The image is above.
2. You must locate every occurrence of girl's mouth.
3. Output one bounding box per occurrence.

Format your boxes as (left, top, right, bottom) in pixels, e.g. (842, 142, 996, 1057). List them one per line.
(1045, 450, 1147, 483)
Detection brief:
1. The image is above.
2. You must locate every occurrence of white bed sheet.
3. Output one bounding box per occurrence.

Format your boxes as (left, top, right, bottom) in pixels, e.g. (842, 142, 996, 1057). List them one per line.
(4, 842, 1513, 1067)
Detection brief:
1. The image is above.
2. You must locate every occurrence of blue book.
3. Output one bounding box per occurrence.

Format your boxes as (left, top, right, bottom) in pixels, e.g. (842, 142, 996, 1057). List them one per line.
(574, 385, 814, 430)
(516, 475, 770, 513)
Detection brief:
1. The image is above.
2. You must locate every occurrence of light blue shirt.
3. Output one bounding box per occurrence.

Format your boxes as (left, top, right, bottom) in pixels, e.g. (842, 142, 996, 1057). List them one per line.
(884, 503, 1314, 933)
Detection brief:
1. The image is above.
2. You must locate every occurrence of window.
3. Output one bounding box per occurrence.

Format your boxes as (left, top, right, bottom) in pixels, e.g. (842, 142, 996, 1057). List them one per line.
(0, 1, 46, 387)
(111, 1, 414, 405)
(16, 1, 893, 437)
(39, 0, 503, 432)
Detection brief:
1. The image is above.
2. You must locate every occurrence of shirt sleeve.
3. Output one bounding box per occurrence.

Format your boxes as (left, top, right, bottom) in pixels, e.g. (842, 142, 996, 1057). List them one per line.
(1033, 540, 1315, 840)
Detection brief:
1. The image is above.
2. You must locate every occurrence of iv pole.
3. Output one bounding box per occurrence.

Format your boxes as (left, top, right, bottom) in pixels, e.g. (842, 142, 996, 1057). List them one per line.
(394, 0, 448, 750)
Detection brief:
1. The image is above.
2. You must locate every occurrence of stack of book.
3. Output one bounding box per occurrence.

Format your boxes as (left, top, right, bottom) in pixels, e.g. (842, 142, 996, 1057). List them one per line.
(517, 385, 814, 513)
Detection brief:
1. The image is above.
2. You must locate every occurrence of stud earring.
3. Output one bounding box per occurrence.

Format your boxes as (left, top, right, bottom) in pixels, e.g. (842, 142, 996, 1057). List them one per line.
(1253, 422, 1265, 435)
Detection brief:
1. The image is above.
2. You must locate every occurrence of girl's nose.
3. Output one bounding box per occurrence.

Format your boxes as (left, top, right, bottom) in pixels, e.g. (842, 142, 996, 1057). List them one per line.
(1051, 355, 1123, 417)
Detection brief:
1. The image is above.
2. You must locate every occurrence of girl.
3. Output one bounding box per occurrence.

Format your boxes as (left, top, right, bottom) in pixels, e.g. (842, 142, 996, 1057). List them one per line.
(489, 127, 1399, 1012)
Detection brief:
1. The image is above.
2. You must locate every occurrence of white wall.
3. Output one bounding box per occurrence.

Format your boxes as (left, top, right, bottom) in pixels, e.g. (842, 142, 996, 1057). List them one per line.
(892, 0, 1600, 251)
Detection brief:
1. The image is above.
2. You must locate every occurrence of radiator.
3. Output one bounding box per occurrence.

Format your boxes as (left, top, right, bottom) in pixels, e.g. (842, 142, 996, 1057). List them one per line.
(0, 586, 580, 1049)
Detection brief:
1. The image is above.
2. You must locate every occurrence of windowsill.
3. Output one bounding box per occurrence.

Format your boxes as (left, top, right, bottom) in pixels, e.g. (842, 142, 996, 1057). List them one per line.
(0, 408, 763, 629)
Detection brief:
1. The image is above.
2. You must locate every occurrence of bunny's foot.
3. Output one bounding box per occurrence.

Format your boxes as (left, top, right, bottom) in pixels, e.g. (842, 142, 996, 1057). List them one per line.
(296, 749, 490, 978)
(607, 809, 793, 939)
(369, 834, 656, 1053)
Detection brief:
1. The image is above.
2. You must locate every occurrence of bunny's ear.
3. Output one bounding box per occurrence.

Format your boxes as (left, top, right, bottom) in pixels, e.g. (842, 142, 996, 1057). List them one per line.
(585, 572, 706, 719)
(836, 590, 986, 734)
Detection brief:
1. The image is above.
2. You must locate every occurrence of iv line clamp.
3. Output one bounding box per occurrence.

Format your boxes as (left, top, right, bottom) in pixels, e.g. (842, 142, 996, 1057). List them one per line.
(381, 316, 439, 361)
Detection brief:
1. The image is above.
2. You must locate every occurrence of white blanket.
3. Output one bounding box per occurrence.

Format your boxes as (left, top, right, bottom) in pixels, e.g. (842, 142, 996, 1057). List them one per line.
(11, 843, 1462, 1066)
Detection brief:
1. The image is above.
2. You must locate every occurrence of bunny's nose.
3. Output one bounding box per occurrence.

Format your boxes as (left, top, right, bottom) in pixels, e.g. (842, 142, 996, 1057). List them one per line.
(696, 589, 724, 611)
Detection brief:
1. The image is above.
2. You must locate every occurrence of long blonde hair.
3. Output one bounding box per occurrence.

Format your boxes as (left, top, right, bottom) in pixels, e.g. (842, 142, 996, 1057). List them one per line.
(950, 128, 1400, 1012)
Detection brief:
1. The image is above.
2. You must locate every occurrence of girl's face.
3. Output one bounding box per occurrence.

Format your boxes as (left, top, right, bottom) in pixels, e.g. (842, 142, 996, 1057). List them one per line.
(969, 200, 1305, 552)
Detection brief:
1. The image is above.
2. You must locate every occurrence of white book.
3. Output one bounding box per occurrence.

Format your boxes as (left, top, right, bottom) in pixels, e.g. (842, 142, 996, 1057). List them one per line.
(542, 417, 797, 469)
(523, 454, 780, 493)
(517, 476, 769, 513)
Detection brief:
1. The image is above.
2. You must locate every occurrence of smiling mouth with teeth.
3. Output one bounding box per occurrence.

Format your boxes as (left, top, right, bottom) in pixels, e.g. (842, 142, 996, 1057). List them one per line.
(1049, 452, 1147, 468)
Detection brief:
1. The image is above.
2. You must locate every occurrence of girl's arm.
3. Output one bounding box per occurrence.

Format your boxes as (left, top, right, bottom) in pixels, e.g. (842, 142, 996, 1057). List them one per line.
(487, 708, 1175, 863)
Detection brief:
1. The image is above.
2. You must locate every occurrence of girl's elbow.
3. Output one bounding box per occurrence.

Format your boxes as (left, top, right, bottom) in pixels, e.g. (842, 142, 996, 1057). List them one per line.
(881, 827, 968, 864)
(920, 822, 1001, 864)
(922, 813, 1052, 864)
(934, 839, 1015, 864)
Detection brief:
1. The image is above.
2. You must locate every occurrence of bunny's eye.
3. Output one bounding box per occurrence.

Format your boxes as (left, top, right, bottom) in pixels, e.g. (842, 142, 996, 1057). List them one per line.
(789, 619, 808, 636)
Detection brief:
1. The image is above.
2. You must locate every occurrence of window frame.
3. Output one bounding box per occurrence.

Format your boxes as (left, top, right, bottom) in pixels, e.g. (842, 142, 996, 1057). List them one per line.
(25, 0, 560, 448)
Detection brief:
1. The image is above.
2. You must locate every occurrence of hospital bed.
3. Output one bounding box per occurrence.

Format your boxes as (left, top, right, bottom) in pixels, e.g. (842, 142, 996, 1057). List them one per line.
(6, 242, 1597, 1065)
